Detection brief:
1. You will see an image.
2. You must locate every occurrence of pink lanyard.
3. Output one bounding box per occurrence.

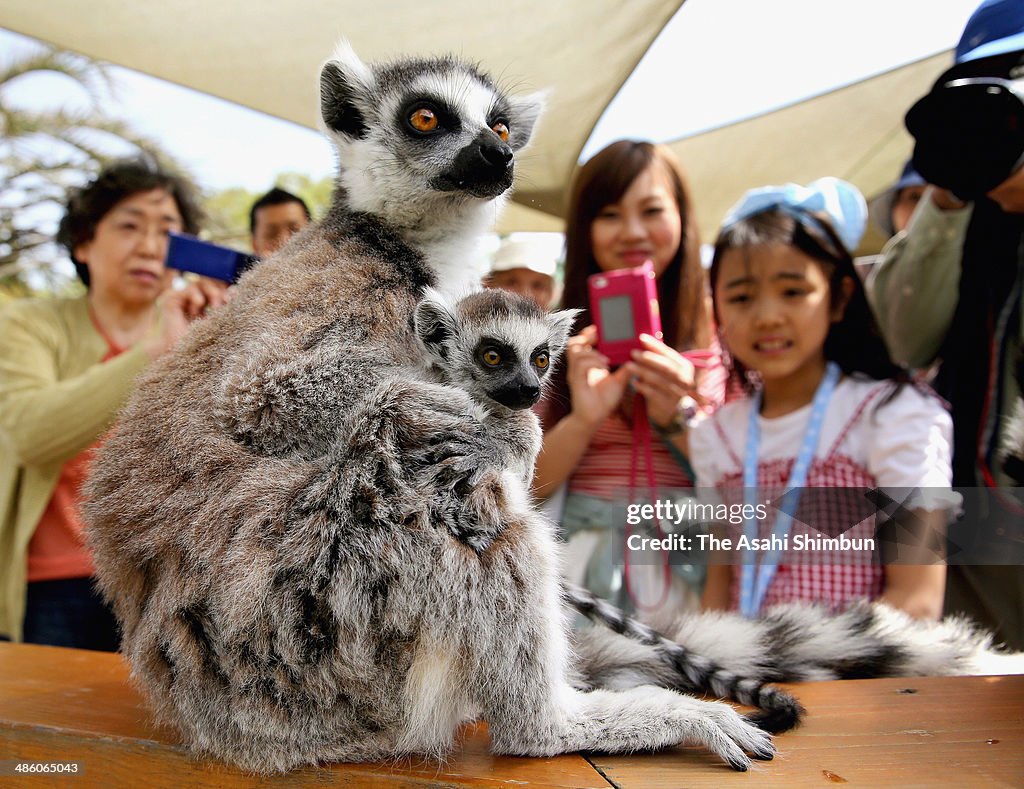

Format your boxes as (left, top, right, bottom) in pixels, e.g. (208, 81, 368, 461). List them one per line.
(624, 393, 671, 611)
(622, 348, 713, 612)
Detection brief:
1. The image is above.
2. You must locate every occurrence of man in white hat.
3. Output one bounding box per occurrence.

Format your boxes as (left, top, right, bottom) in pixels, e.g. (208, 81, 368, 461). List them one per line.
(483, 232, 562, 310)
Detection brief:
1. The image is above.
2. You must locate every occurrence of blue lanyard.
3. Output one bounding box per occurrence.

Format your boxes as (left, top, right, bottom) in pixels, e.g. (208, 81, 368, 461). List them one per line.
(740, 362, 840, 618)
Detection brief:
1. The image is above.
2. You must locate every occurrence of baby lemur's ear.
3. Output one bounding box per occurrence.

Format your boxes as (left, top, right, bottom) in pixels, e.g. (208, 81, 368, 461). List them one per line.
(547, 308, 582, 358)
(414, 291, 459, 361)
(320, 40, 376, 139)
(506, 91, 546, 152)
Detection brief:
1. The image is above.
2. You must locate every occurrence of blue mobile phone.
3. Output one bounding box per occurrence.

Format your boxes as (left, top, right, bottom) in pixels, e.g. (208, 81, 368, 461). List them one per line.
(166, 232, 255, 283)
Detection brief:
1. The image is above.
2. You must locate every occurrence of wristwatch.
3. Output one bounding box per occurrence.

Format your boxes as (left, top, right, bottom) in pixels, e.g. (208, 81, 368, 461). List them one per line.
(653, 396, 698, 437)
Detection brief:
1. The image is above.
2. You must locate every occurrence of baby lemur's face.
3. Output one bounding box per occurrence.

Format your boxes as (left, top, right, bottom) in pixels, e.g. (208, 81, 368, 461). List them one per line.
(415, 289, 578, 411)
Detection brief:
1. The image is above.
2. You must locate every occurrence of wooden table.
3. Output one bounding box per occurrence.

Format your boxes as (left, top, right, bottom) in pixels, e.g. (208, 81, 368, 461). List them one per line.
(1, 642, 1021, 787)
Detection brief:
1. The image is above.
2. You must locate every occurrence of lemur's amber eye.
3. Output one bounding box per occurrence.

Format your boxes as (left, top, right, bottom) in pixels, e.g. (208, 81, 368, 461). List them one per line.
(482, 349, 502, 367)
(491, 121, 510, 142)
(534, 352, 549, 370)
(409, 107, 439, 133)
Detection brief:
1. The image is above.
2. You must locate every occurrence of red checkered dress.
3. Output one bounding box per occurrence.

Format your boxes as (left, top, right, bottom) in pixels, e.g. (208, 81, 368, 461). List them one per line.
(710, 384, 892, 611)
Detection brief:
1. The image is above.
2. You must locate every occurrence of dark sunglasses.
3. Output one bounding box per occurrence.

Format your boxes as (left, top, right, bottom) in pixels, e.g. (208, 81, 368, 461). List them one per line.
(906, 77, 1024, 200)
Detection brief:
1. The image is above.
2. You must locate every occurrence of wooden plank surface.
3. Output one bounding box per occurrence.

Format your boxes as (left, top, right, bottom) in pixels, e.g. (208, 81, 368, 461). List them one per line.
(589, 675, 1024, 788)
(2, 642, 1022, 788)
(0, 642, 609, 788)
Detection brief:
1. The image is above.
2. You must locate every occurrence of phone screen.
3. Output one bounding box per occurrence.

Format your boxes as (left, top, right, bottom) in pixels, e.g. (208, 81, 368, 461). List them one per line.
(600, 295, 635, 341)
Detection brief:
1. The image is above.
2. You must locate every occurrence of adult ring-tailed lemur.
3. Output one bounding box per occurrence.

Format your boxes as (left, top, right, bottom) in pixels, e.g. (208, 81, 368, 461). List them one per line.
(84, 42, 1022, 775)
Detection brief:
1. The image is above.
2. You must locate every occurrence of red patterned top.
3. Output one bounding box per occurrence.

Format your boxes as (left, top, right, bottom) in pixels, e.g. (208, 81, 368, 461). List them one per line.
(566, 354, 728, 497)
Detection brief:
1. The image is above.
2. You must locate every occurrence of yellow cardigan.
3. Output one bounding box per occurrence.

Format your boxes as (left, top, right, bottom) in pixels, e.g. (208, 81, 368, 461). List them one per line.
(0, 295, 149, 641)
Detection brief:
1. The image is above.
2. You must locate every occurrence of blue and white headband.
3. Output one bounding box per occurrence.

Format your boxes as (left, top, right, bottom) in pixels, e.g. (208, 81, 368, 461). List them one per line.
(719, 177, 868, 255)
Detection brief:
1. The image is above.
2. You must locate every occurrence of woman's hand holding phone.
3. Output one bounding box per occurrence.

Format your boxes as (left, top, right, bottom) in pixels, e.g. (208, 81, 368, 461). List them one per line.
(627, 333, 704, 430)
(564, 325, 634, 429)
(143, 279, 230, 360)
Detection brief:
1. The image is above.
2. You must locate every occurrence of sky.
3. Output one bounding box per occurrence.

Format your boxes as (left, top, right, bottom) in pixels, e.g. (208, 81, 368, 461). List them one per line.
(2, 0, 983, 195)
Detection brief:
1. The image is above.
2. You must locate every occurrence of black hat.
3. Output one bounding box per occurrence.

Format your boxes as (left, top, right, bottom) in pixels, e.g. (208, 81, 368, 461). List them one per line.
(905, 77, 1024, 200)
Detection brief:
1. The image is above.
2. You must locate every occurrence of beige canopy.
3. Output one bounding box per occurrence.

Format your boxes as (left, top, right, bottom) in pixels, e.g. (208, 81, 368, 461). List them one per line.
(0, 0, 952, 240)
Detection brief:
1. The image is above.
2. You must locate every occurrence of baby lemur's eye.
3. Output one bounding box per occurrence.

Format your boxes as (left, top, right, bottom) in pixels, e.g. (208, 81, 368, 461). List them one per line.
(491, 121, 510, 143)
(533, 351, 549, 370)
(409, 107, 440, 133)
(482, 349, 502, 366)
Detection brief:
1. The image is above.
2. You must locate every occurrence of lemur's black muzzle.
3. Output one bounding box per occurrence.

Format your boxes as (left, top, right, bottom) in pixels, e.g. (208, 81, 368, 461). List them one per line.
(491, 382, 542, 410)
(435, 131, 515, 198)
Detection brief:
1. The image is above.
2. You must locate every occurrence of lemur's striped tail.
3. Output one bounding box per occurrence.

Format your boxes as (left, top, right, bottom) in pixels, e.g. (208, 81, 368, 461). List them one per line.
(563, 582, 804, 733)
(566, 581, 1023, 731)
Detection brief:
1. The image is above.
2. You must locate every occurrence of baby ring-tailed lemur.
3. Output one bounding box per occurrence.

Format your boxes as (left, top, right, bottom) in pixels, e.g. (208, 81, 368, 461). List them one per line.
(407, 290, 802, 728)
(83, 42, 1021, 776)
(411, 287, 577, 486)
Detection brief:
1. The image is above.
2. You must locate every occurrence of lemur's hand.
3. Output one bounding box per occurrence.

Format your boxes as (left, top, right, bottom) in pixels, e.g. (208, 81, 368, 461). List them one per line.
(349, 379, 501, 492)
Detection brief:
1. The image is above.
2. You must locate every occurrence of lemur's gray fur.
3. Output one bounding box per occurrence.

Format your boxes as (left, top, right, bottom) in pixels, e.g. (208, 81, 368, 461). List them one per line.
(84, 42, 776, 773)
(83, 42, 1021, 776)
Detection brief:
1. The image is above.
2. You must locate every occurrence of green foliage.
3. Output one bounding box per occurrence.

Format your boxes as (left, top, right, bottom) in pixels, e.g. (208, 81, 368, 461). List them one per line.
(274, 172, 334, 218)
(202, 187, 259, 249)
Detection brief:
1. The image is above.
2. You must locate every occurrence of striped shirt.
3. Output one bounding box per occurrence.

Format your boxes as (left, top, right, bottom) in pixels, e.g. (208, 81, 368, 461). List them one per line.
(567, 356, 727, 498)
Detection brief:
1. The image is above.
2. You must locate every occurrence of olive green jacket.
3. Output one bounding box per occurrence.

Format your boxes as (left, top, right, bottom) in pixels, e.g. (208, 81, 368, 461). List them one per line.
(0, 296, 149, 641)
(866, 196, 974, 370)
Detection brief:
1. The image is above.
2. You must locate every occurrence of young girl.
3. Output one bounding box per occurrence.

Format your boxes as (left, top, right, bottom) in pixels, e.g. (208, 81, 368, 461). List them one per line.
(685, 178, 952, 620)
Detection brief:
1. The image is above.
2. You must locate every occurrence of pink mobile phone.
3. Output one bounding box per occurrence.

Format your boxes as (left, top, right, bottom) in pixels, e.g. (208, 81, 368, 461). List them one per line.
(587, 260, 662, 366)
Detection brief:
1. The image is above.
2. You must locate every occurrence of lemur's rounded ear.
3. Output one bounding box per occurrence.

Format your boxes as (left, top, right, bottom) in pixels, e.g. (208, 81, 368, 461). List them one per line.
(414, 297, 458, 360)
(320, 41, 375, 139)
(548, 308, 583, 355)
(507, 91, 546, 152)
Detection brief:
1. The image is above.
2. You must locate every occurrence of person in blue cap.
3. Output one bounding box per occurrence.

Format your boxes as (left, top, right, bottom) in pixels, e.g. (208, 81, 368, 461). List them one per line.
(867, 0, 1024, 648)
(857, 161, 933, 282)
(868, 160, 928, 239)
(688, 178, 953, 619)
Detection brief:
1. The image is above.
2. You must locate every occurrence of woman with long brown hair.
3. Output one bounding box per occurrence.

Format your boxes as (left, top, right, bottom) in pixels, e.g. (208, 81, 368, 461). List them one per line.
(533, 140, 720, 616)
